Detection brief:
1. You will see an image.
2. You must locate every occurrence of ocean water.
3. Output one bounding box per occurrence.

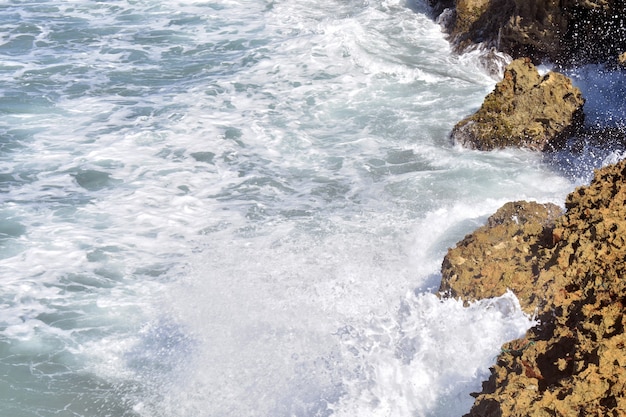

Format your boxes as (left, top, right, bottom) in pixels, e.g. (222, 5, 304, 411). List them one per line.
(0, 0, 619, 416)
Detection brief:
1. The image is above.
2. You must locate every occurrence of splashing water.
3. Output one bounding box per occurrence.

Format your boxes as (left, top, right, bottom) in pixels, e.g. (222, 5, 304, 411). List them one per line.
(0, 0, 598, 416)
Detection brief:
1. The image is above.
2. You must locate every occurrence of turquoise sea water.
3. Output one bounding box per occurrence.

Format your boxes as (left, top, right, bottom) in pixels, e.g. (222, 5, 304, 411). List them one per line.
(0, 1, 622, 416)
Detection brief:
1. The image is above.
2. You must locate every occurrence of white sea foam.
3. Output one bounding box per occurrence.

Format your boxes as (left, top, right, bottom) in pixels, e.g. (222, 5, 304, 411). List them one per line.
(142, 244, 534, 417)
(332, 291, 534, 417)
(0, 0, 578, 416)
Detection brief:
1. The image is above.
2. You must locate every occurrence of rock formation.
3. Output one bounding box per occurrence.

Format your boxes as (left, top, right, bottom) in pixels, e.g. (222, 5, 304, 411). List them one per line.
(440, 200, 562, 314)
(440, 158, 626, 416)
(451, 58, 585, 151)
(429, 1, 626, 415)
(428, 0, 626, 66)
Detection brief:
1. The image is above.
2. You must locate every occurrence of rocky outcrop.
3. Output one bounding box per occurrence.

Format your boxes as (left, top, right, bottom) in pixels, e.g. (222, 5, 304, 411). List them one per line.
(440, 200, 562, 314)
(440, 158, 626, 416)
(429, 0, 626, 66)
(431, 1, 626, 415)
(451, 58, 585, 151)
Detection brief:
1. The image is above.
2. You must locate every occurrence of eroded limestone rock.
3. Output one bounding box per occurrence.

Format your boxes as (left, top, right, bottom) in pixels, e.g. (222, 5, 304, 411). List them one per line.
(429, 0, 626, 65)
(440, 158, 626, 416)
(451, 58, 585, 151)
(440, 200, 562, 313)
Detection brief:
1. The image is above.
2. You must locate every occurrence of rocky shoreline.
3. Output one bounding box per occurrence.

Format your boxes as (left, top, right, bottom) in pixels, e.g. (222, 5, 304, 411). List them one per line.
(423, 1, 626, 415)
(440, 161, 626, 416)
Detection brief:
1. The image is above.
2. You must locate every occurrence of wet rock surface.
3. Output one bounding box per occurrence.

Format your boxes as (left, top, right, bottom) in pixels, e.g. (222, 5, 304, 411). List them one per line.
(440, 159, 626, 416)
(430, 1, 626, 415)
(451, 58, 585, 151)
(429, 0, 626, 66)
(440, 200, 562, 314)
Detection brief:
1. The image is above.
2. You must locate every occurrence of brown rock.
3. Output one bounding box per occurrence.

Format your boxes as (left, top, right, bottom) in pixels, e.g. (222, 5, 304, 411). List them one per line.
(440, 200, 562, 313)
(451, 58, 585, 151)
(429, 0, 626, 65)
(443, 158, 626, 416)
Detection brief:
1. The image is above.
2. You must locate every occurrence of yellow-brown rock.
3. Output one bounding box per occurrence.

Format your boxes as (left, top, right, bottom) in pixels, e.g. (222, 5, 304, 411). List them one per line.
(451, 58, 585, 151)
(441, 158, 626, 416)
(440, 200, 562, 312)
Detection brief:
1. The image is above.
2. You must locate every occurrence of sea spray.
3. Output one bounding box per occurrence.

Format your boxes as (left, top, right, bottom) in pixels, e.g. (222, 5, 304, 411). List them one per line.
(0, 0, 577, 416)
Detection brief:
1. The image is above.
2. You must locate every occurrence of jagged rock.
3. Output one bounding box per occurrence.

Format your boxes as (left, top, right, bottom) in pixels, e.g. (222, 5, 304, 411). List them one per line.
(440, 0, 505, 52)
(440, 200, 562, 314)
(440, 158, 626, 416)
(451, 58, 585, 151)
(428, 0, 626, 65)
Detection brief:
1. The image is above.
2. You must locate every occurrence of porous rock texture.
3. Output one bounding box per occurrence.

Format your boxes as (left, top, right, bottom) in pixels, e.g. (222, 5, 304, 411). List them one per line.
(450, 58, 585, 151)
(440, 200, 563, 314)
(428, 0, 626, 65)
(440, 158, 626, 416)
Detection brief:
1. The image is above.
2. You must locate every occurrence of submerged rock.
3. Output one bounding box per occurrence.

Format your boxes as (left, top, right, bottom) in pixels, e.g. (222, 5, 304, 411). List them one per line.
(440, 158, 626, 416)
(451, 58, 585, 151)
